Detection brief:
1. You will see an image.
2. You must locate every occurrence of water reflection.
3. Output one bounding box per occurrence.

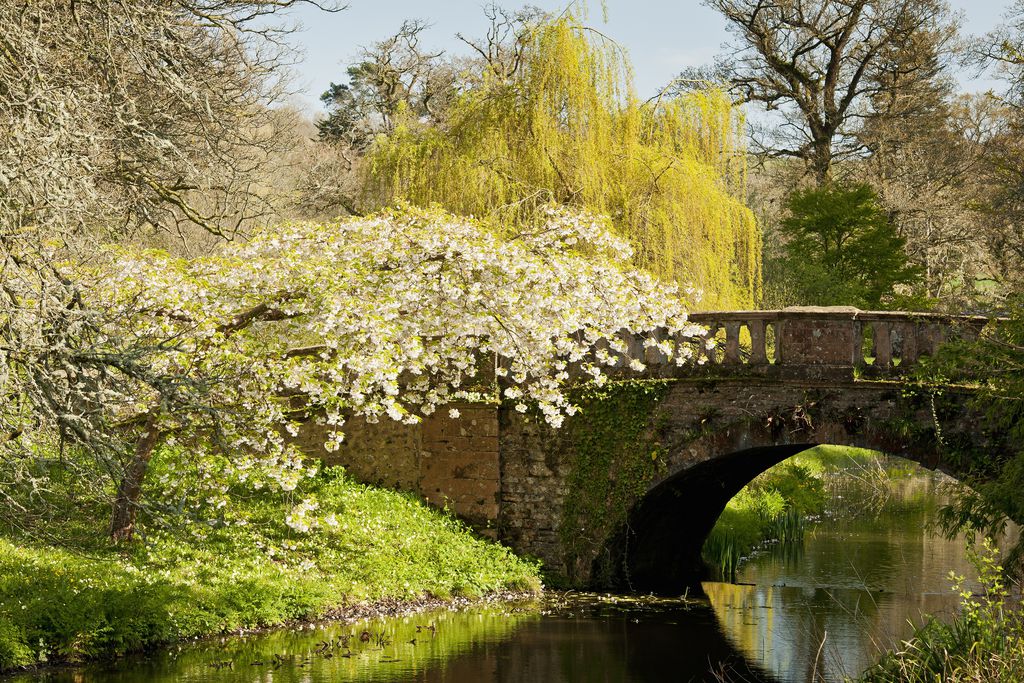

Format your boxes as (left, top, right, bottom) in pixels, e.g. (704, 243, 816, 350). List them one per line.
(705, 467, 1018, 682)
(15, 596, 775, 683)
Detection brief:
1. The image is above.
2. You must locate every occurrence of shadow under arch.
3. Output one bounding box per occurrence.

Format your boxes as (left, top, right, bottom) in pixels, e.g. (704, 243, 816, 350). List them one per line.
(615, 445, 813, 594)
(593, 379, 986, 595)
(610, 439, 972, 595)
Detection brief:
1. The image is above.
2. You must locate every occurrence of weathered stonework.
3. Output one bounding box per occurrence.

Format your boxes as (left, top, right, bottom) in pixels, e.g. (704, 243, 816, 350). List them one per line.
(298, 307, 997, 590)
(296, 413, 421, 492)
(295, 403, 500, 533)
(494, 377, 986, 589)
(420, 404, 501, 530)
(497, 408, 574, 574)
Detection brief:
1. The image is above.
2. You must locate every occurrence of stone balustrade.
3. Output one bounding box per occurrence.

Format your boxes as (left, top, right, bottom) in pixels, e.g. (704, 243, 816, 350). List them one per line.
(611, 306, 990, 379)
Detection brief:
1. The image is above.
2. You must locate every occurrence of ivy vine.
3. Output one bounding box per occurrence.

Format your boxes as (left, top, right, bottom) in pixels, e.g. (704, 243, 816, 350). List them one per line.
(557, 379, 673, 585)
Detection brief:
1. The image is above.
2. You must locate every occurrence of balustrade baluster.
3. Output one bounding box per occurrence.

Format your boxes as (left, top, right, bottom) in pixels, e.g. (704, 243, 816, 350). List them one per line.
(748, 319, 767, 365)
(774, 321, 785, 364)
(873, 322, 892, 369)
(898, 322, 919, 365)
(626, 331, 644, 369)
(920, 323, 945, 356)
(644, 328, 667, 366)
(724, 322, 741, 365)
(853, 320, 866, 368)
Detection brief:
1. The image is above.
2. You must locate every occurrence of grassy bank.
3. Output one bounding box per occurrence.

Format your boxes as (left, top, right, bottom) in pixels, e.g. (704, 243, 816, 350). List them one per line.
(0, 466, 540, 670)
(702, 452, 827, 578)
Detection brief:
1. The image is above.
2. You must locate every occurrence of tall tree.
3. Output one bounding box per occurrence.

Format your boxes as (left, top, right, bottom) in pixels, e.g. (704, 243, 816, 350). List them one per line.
(318, 20, 459, 148)
(972, 0, 1024, 295)
(365, 11, 760, 309)
(704, 0, 959, 184)
(769, 183, 923, 308)
(0, 0, 337, 541)
(857, 94, 994, 306)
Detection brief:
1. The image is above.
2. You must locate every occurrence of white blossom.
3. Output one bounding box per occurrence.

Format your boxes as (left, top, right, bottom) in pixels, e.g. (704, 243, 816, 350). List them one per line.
(58, 205, 704, 505)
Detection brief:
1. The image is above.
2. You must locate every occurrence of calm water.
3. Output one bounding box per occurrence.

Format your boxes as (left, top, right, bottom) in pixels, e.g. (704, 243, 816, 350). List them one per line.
(13, 466, 1011, 683)
(704, 469, 1016, 682)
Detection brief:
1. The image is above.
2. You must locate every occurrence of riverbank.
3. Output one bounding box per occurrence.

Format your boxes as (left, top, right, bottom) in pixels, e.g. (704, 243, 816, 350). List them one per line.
(0, 466, 541, 672)
(858, 539, 1024, 682)
(701, 447, 831, 578)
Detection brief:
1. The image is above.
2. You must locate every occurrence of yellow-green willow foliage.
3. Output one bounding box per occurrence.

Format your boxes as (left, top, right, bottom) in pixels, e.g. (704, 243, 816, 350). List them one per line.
(367, 15, 760, 310)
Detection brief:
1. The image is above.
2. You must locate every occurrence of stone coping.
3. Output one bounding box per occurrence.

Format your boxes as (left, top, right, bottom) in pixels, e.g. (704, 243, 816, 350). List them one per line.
(688, 307, 992, 324)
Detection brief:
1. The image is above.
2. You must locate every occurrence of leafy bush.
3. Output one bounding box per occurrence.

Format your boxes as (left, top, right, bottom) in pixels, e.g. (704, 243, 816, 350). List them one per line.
(766, 183, 924, 309)
(859, 539, 1024, 682)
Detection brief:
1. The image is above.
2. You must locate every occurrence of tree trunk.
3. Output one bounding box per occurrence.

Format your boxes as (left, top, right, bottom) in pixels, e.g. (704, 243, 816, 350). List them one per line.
(109, 414, 161, 543)
(810, 144, 833, 187)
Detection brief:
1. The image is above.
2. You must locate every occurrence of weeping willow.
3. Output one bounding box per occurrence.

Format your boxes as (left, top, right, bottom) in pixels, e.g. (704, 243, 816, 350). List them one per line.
(366, 14, 760, 310)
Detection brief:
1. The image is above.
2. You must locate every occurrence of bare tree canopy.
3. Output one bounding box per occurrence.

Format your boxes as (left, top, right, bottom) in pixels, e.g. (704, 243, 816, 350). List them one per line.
(0, 0, 343, 246)
(980, 0, 1024, 100)
(0, 0, 339, 537)
(706, 0, 958, 184)
(318, 19, 461, 147)
(969, 0, 1024, 292)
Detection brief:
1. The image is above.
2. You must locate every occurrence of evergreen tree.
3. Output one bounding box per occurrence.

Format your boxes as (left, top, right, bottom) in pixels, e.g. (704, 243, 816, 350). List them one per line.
(771, 183, 923, 309)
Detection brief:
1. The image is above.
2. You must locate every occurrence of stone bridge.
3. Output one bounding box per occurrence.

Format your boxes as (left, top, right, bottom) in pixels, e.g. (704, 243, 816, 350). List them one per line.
(297, 307, 998, 593)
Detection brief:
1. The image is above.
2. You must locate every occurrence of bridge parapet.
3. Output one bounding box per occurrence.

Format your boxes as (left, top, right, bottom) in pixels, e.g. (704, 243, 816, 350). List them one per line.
(614, 306, 989, 380)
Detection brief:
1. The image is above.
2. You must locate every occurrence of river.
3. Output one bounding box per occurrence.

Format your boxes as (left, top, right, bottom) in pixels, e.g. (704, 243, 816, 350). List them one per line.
(13, 460, 1013, 683)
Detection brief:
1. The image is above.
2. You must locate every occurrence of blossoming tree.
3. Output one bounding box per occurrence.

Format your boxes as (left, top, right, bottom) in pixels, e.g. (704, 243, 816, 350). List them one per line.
(2, 207, 704, 542)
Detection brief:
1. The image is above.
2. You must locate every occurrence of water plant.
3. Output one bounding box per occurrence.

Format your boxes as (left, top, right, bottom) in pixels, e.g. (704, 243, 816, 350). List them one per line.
(859, 538, 1024, 682)
(702, 461, 823, 580)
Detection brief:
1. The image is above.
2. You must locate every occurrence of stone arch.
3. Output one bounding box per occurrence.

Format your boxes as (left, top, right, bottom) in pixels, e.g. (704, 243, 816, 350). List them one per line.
(497, 375, 985, 590)
(592, 372, 986, 595)
(612, 415, 964, 594)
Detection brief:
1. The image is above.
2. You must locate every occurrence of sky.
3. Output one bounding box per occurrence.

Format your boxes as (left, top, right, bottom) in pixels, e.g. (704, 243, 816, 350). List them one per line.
(282, 0, 1012, 114)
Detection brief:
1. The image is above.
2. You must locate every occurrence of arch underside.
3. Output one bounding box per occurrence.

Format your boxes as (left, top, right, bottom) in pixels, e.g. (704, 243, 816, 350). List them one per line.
(613, 437, 964, 594)
(497, 378, 985, 591)
(605, 392, 967, 595)
(618, 444, 815, 594)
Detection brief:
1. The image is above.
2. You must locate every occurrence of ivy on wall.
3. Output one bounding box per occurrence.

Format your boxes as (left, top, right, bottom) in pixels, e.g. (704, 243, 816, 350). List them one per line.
(557, 379, 673, 586)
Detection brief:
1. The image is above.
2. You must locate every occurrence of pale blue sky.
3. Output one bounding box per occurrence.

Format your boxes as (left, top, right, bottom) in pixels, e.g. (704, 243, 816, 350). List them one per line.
(283, 0, 1011, 113)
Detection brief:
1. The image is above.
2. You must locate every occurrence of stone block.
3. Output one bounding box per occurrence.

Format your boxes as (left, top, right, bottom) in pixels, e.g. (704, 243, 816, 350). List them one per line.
(420, 450, 500, 481)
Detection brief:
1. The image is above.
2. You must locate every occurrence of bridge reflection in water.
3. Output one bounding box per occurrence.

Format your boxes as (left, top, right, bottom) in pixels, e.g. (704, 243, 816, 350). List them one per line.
(704, 463, 1019, 683)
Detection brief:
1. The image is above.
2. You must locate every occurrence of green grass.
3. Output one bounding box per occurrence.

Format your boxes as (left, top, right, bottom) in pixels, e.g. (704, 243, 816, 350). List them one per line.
(0, 466, 540, 670)
(702, 446, 892, 579)
(702, 459, 825, 579)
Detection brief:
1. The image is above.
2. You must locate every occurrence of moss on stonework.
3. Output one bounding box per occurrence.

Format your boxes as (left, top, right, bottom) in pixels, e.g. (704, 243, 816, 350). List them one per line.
(557, 380, 673, 586)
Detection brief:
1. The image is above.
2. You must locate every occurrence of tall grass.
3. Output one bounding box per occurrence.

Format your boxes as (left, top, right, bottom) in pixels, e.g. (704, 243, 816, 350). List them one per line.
(702, 462, 823, 580)
(859, 539, 1024, 682)
(704, 507, 806, 580)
